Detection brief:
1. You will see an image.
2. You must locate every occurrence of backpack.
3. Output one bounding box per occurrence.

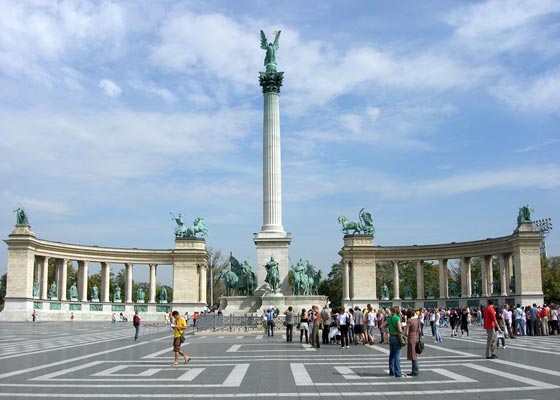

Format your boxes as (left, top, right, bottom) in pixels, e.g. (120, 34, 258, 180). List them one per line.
(133, 315, 140, 326)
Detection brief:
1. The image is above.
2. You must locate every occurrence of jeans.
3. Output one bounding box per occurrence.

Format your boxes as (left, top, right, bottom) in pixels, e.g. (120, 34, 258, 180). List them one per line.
(515, 319, 525, 335)
(411, 359, 419, 376)
(267, 321, 274, 336)
(322, 324, 330, 344)
(340, 325, 349, 347)
(134, 325, 140, 340)
(286, 324, 293, 342)
(388, 335, 402, 377)
(434, 323, 442, 342)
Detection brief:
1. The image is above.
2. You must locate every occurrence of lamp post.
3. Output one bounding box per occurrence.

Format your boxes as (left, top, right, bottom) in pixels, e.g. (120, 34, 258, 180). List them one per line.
(534, 218, 553, 258)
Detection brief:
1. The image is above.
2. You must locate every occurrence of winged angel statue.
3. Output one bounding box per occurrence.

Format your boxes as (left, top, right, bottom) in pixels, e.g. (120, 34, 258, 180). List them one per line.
(260, 30, 281, 72)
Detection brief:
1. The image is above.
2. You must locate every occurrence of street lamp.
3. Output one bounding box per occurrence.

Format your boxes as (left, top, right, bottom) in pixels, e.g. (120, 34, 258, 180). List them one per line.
(534, 218, 553, 258)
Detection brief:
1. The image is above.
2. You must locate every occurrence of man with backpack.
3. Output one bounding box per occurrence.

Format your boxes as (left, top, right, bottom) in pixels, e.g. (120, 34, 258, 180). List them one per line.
(133, 311, 141, 341)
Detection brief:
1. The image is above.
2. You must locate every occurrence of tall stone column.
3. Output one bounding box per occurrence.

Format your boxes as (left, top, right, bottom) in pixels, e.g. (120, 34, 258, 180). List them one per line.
(254, 66, 291, 294)
(101, 262, 110, 302)
(149, 264, 157, 303)
(58, 258, 68, 301)
(125, 263, 133, 303)
(481, 255, 491, 297)
(505, 253, 513, 294)
(499, 254, 508, 297)
(488, 257, 494, 295)
(392, 261, 400, 300)
(78, 260, 89, 302)
(343, 261, 350, 301)
(371, 260, 378, 300)
(461, 257, 471, 297)
(40, 256, 49, 300)
(416, 260, 424, 300)
(439, 259, 448, 299)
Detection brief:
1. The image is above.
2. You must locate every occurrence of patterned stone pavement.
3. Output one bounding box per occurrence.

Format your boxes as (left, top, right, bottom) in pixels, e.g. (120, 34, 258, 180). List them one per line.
(0, 321, 558, 399)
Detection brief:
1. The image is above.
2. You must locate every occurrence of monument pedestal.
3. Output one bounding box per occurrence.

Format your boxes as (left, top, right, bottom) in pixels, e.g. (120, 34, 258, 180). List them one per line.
(254, 232, 291, 295)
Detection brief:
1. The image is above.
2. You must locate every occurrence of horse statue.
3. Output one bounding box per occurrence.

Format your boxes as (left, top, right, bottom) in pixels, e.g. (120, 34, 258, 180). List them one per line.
(218, 269, 239, 296)
(338, 208, 375, 235)
(230, 255, 256, 296)
(186, 217, 208, 238)
(291, 259, 307, 295)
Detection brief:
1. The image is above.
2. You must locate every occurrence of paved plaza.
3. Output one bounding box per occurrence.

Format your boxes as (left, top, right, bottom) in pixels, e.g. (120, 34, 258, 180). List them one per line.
(0, 321, 558, 399)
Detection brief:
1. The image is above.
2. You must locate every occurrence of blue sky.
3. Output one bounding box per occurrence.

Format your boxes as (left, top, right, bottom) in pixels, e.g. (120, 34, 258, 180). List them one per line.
(1, 0, 559, 285)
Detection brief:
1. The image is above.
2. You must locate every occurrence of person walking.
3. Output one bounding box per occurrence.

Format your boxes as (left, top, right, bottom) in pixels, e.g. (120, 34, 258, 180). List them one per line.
(299, 309, 309, 343)
(171, 310, 189, 366)
(484, 300, 502, 359)
(338, 306, 350, 349)
(285, 306, 295, 342)
(383, 306, 405, 378)
(460, 306, 470, 337)
(406, 308, 420, 376)
(133, 311, 141, 341)
(321, 305, 331, 345)
(449, 308, 459, 337)
(433, 309, 442, 343)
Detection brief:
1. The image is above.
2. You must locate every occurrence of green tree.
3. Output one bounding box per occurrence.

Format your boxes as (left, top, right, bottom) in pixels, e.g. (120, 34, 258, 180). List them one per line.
(207, 248, 228, 308)
(542, 256, 560, 303)
(318, 263, 342, 308)
(0, 273, 7, 310)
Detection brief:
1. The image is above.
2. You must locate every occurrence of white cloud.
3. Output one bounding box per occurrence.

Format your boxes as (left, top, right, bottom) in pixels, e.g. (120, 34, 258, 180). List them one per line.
(491, 69, 560, 114)
(99, 79, 122, 97)
(130, 80, 177, 103)
(514, 139, 560, 153)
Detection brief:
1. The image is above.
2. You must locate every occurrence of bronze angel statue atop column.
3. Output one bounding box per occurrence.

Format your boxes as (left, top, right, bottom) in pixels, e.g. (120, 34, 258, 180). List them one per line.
(260, 30, 281, 72)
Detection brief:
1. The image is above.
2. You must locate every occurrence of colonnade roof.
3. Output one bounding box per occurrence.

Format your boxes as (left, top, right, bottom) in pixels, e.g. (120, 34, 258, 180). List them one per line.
(5, 234, 206, 265)
(339, 233, 534, 261)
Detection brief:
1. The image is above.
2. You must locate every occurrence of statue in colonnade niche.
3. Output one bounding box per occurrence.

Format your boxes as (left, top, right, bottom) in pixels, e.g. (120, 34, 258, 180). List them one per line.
(471, 280, 479, 297)
(492, 279, 500, 294)
(449, 281, 457, 297)
(49, 281, 57, 298)
(517, 204, 534, 224)
(404, 285, 412, 299)
(114, 286, 121, 302)
(428, 284, 435, 298)
(91, 285, 99, 300)
(159, 286, 168, 302)
(137, 286, 145, 302)
(33, 281, 39, 297)
(69, 283, 78, 299)
(381, 283, 389, 300)
(14, 206, 29, 225)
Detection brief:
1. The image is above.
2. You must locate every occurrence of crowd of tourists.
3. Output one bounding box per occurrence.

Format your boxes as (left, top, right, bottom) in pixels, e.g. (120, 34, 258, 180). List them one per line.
(261, 301, 559, 378)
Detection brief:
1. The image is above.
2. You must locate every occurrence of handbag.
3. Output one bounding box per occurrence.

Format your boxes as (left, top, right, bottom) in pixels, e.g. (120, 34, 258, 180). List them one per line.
(415, 339, 424, 354)
(283, 320, 287, 327)
(398, 332, 407, 347)
(179, 333, 185, 343)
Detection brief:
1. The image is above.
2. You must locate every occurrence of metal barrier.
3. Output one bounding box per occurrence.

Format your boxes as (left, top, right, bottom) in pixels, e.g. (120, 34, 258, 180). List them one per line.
(195, 314, 264, 332)
(141, 323, 169, 335)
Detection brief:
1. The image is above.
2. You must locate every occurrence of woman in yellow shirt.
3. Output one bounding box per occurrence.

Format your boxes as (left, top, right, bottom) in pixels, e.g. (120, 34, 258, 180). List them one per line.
(171, 310, 189, 366)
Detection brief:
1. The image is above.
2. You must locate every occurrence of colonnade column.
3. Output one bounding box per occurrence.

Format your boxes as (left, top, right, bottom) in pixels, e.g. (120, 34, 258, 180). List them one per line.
(101, 262, 110, 302)
(481, 255, 491, 297)
(461, 257, 472, 297)
(78, 260, 89, 302)
(505, 253, 513, 294)
(58, 258, 68, 301)
(439, 259, 448, 299)
(34, 259, 40, 288)
(488, 257, 494, 295)
(499, 254, 508, 297)
(371, 261, 378, 300)
(392, 261, 400, 300)
(416, 260, 424, 300)
(125, 263, 133, 303)
(343, 261, 350, 301)
(40, 256, 49, 300)
(149, 264, 157, 303)
(199, 264, 207, 304)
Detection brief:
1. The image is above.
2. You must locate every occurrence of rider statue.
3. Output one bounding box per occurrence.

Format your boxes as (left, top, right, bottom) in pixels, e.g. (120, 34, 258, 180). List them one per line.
(517, 204, 534, 224)
(14, 207, 29, 225)
(264, 257, 280, 292)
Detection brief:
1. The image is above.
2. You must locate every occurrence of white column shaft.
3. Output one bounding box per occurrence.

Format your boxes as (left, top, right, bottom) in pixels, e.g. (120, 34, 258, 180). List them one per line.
(40, 256, 49, 299)
(261, 92, 284, 232)
(101, 262, 110, 302)
(125, 263, 133, 303)
(79, 261, 89, 302)
(416, 260, 424, 300)
(392, 261, 400, 300)
(481, 256, 490, 297)
(343, 261, 350, 301)
(439, 259, 448, 299)
(500, 255, 508, 296)
(149, 264, 157, 303)
(58, 259, 68, 301)
(199, 264, 207, 304)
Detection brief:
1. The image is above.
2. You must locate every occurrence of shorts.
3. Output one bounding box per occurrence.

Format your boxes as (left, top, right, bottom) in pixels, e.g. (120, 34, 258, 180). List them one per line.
(354, 325, 363, 334)
(173, 336, 182, 352)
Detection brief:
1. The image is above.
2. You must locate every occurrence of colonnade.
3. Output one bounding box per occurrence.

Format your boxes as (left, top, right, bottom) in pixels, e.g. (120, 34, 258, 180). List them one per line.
(339, 222, 543, 308)
(342, 254, 515, 302)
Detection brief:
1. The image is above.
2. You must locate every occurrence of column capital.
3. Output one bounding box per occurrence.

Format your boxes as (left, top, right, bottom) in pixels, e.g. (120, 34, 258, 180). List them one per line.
(259, 71, 284, 93)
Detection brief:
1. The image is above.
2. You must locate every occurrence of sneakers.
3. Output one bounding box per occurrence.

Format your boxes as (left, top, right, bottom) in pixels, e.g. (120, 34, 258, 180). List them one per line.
(346, 346, 349, 349)
(486, 354, 498, 359)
